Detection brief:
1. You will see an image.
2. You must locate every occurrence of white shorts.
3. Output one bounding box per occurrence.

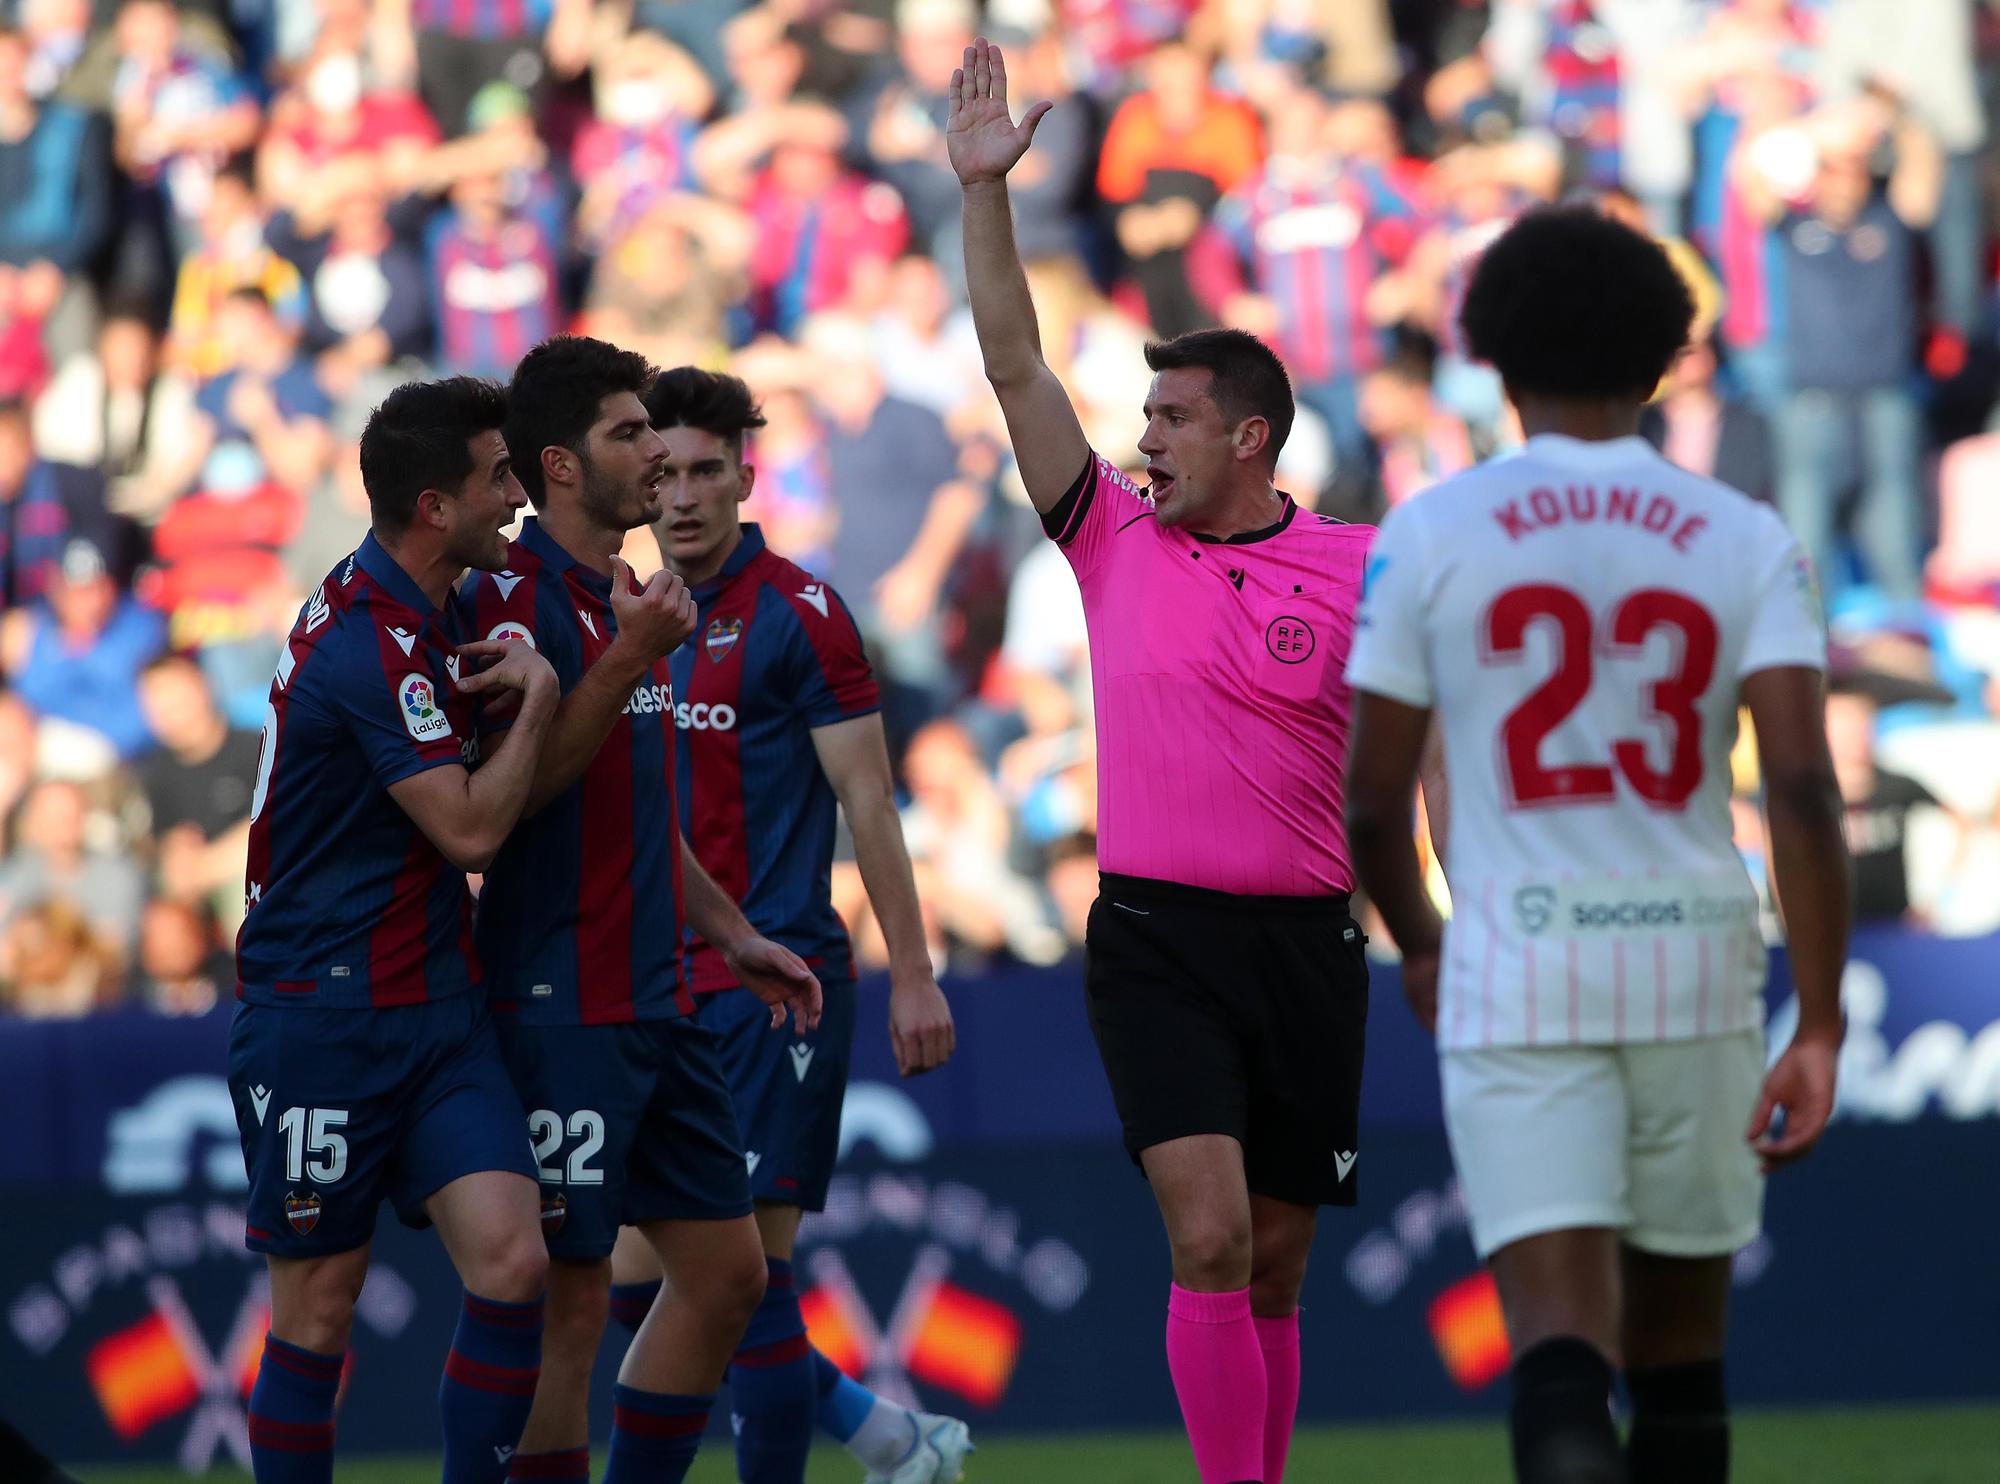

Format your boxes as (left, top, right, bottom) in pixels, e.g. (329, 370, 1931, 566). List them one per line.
(1441, 1029, 1766, 1260)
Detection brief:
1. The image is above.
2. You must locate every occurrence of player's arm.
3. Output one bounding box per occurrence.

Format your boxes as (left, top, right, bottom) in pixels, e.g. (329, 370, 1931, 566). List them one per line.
(1346, 691, 1447, 1032)
(1418, 718, 1450, 864)
(679, 834, 824, 1032)
(520, 558, 694, 816)
(949, 38, 1088, 515)
(1743, 664, 1850, 1171)
(387, 640, 559, 873)
(812, 713, 955, 1077)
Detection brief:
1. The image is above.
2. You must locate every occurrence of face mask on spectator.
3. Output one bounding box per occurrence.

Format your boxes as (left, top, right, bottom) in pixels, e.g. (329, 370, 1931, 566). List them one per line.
(306, 53, 363, 115)
(202, 440, 266, 497)
(603, 77, 669, 129)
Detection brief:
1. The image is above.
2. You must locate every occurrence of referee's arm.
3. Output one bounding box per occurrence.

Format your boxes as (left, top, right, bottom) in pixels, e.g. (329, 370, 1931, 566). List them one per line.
(951, 37, 1089, 515)
(1347, 690, 1448, 1031)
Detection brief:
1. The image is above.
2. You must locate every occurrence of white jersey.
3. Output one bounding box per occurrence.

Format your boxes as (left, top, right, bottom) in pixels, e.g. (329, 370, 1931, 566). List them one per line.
(1345, 434, 1825, 1051)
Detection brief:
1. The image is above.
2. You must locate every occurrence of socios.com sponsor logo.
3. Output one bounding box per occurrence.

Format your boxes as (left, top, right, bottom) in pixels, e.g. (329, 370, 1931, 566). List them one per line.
(675, 701, 736, 731)
(622, 682, 674, 717)
(1513, 883, 1758, 936)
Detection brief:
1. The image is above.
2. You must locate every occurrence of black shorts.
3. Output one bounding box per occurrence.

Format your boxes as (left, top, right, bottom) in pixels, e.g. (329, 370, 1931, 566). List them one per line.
(1084, 872, 1369, 1208)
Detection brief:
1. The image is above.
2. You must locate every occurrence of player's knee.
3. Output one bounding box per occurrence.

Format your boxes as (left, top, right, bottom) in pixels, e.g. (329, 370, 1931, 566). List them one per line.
(715, 1242, 769, 1327)
(468, 1227, 550, 1304)
(275, 1258, 368, 1353)
(1168, 1221, 1252, 1292)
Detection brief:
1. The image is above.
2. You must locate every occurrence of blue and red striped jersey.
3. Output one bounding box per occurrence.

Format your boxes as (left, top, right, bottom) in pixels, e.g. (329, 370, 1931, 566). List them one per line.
(667, 526, 880, 993)
(458, 518, 691, 1025)
(236, 533, 480, 1008)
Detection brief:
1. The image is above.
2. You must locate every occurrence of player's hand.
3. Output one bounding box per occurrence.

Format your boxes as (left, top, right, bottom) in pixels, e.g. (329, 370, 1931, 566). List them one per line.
(453, 637, 556, 700)
(947, 38, 1053, 186)
(726, 935, 824, 1035)
(888, 970, 955, 1076)
(1747, 1032, 1839, 1173)
(608, 555, 696, 665)
(1400, 944, 1441, 1033)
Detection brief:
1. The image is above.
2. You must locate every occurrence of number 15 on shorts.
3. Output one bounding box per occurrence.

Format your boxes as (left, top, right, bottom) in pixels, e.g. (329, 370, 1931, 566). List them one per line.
(529, 1108, 605, 1185)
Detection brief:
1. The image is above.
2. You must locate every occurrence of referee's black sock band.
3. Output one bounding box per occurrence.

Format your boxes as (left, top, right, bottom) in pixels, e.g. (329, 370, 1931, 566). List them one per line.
(1509, 1336, 1628, 1484)
(1625, 1359, 1729, 1484)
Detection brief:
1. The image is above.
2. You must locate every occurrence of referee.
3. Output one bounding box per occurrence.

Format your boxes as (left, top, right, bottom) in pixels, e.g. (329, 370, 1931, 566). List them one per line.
(952, 40, 1373, 1484)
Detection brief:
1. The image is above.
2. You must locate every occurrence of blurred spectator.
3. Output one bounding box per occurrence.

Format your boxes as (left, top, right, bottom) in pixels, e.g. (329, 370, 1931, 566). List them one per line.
(1, 537, 165, 760)
(188, 288, 336, 496)
(291, 184, 433, 406)
(108, 0, 260, 266)
(571, 30, 712, 253)
(33, 308, 199, 510)
(0, 24, 112, 280)
(135, 654, 256, 921)
(0, 897, 118, 1016)
(870, 253, 985, 428)
(405, 0, 593, 139)
(146, 437, 303, 671)
(134, 895, 225, 1015)
(1744, 98, 1940, 606)
(165, 163, 307, 382)
(1640, 336, 1775, 504)
(0, 397, 114, 609)
(20, 0, 92, 104)
(807, 312, 983, 709)
(1201, 84, 1416, 470)
(257, 33, 441, 235)
(1099, 41, 1265, 335)
(0, 690, 37, 841)
(582, 194, 751, 371)
(1357, 328, 1476, 511)
(0, 777, 145, 965)
(858, 0, 979, 253)
(739, 106, 909, 337)
(1928, 432, 2000, 605)
(1827, 683, 1971, 923)
(736, 350, 836, 572)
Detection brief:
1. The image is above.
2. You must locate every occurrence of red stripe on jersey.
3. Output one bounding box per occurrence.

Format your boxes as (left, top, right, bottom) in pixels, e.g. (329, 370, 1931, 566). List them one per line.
(575, 597, 636, 1025)
(687, 593, 753, 981)
(657, 698, 693, 1016)
(370, 827, 437, 1007)
(779, 569, 879, 714)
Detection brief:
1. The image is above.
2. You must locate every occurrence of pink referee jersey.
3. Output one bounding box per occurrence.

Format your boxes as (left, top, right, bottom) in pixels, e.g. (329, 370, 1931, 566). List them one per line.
(1048, 450, 1373, 896)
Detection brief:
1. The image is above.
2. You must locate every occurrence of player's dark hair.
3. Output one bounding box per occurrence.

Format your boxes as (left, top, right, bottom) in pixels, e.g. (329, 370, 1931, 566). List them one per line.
(643, 366, 768, 461)
(358, 376, 510, 536)
(1459, 205, 1694, 401)
(506, 335, 658, 508)
(1143, 328, 1295, 471)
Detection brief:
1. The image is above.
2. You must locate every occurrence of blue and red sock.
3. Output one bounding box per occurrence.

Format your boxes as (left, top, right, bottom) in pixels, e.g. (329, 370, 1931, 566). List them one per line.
(603, 1385, 712, 1484)
(247, 1334, 341, 1484)
(438, 1291, 543, 1484)
(608, 1279, 661, 1334)
(729, 1257, 817, 1482)
(505, 1448, 590, 1483)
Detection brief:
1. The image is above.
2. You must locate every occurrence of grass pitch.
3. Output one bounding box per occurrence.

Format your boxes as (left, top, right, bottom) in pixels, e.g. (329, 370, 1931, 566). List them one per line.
(79, 1402, 2000, 1483)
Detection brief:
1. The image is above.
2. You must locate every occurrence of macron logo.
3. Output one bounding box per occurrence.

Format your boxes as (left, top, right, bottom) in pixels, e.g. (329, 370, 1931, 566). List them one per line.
(249, 1086, 271, 1125)
(798, 584, 829, 618)
(746, 1151, 761, 1176)
(790, 1044, 816, 1082)
(388, 626, 418, 657)
(578, 609, 598, 639)
(492, 571, 524, 601)
(493, 1446, 515, 1465)
(1334, 1151, 1357, 1182)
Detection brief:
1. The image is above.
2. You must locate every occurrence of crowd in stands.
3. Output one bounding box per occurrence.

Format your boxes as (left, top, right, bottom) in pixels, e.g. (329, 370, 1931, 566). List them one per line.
(3, 0, 2000, 1017)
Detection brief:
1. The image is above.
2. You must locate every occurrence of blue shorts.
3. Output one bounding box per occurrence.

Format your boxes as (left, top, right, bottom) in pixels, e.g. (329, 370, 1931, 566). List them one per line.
(228, 995, 536, 1257)
(494, 1015, 753, 1259)
(699, 979, 856, 1211)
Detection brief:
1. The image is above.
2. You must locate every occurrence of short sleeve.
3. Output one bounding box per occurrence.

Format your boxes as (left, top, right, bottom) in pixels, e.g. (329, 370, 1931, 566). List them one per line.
(327, 623, 463, 788)
(1738, 510, 1826, 679)
(784, 581, 880, 728)
(1341, 505, 1433, 707)
(1042, 450, 1154, 581)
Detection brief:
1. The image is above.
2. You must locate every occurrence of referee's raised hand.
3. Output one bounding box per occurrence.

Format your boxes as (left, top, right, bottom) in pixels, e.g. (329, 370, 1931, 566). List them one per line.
(608, 554, 696, 664)
(947, 37, 1052, 185)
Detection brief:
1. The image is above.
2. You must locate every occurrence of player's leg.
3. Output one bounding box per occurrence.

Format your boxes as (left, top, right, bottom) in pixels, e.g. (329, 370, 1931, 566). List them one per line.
(1086, 881, 1264, 1484)
(609, 1224, 665, 1333)
(506, 1258, 608, 1483)
(1616, 1030, 1766, 1484)
(1142, 1135, 1268, 1484)
(602, 1016, 765, 1484)
(1443, 1043, 1633, 1484)
(1239, 903, 1369, 1484)
(400, 998, 549, 1484)
(229, 1002, 398, 1484)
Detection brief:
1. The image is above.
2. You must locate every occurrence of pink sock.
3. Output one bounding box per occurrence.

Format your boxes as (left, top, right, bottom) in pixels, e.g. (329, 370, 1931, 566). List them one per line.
(1254, 1311, 1301, 1484)
(1166, 1285, 1267, 1483)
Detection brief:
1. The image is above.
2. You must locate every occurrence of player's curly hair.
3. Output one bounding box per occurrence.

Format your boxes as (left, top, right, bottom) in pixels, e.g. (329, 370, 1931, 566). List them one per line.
(505, 336, 658, 507)
(1143, 328, 1294, 471)
(643, 366, 768, 461)
(1459, 206, 1694, 401)
(358, 375, 510, 536)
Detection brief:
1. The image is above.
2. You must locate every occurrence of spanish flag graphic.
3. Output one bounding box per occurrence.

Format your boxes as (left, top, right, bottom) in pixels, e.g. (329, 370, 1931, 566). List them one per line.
(86, 1310, 202, 1439)
(1427, 1271, 1511, 1391)
(904, 1282, 1022, 1409)
(798, 1285, 869, 1379)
